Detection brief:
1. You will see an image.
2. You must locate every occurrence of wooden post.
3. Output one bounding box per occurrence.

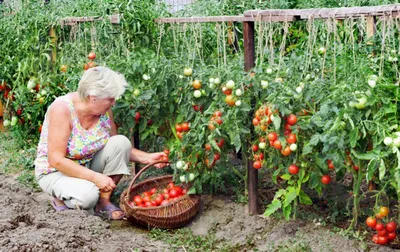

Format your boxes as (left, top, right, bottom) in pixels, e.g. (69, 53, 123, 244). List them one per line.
(133, 131, 140, 174)
(366, 16, 376, 40)
(244, 21, 259, 215)
(49, 26, 57, 64)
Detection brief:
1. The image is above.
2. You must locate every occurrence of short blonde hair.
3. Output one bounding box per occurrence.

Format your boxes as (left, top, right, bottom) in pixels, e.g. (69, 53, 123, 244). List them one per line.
(77, 66, 128, 101)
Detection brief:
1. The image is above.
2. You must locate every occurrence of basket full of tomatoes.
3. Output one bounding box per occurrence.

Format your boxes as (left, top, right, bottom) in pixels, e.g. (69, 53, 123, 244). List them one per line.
(120, 161, 201, 229)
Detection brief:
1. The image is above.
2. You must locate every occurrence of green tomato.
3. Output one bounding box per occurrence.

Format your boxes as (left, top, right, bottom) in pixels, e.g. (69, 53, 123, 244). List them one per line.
(3, 119, 10, 127)
(179, 175, 186, 183)
(193, 90, 202, 98)
(188, 173, 195, 182)
(176, 161, 185, 169)
(133, 89, 141, 96)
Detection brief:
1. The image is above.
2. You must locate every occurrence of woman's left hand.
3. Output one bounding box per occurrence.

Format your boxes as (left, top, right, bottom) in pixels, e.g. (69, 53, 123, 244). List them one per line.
(147, 152, 169, 168)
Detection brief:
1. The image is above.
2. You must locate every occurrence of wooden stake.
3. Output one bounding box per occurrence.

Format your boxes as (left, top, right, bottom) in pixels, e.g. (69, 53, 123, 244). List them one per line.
(244, 21, 259, 215)
(49, 26, 57, 64)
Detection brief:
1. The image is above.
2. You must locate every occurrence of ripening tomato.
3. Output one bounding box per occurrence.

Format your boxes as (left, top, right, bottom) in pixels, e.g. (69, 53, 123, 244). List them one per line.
(366, 217, 377, 229)
(167, 182, 175, 189)
(177, 131, 183, 139)
(225, 95, 236, 107)
(287, 114, 297, 125)
(386, 221, 397, 232)
(60, 64, 68, 73)
(328, 162, 334, 170)
(288, 164, 299, 175)
(192, 79, 202, 89)
(252, 118, 259, 126)
(214, 117, 223, 125)
(252, 145, 259, 152)
(205, 143, 211, 151)
(88, 52, 96, 60)
(286, 133, 297, 144)
(160, 156, 169, 162)
(176, 124, 183, 132)
(135, 112, 141, 122)
(321, 175, 331, 185)
(214, 110, 223, 117)
(87, 61, 96, 68)
(379, 206, 389, 217)
(281, 146, 291, 156)
(208, 122, 216, 131)
(253, 161, 262, 169)
(182, 122, 190, 132)
(163, 149, 170, 155)
(273, 140, 282, 150)
(267, 132, 278, 142)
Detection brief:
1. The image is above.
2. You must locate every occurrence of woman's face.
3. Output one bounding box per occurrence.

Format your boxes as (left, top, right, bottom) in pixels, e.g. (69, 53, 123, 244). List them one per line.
(91, 96, 116, 114)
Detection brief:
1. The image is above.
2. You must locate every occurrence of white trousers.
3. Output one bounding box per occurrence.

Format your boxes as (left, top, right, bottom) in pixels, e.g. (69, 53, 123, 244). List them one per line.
(37, 135, 131, 209)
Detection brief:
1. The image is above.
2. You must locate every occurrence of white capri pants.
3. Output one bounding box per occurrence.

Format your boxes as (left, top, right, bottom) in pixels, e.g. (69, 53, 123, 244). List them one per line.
(37, 135, 131, 209)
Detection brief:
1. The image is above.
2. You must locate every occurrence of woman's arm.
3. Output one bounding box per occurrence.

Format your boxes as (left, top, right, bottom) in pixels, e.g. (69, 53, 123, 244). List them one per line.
(107, 108, 118, 136)
(47, 101, 116, 191)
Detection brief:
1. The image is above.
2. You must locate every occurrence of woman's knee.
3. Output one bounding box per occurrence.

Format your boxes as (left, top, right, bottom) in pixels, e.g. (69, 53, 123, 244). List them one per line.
(76, 186, 99, 209)
(108, 135, 131, 152)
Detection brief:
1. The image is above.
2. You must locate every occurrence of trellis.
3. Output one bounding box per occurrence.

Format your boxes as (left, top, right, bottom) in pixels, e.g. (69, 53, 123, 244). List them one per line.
(155, 4, 400, 215)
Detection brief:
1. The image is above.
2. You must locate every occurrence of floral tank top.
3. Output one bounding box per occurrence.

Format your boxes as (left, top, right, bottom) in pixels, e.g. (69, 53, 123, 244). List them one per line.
(35, 93, 111, 177)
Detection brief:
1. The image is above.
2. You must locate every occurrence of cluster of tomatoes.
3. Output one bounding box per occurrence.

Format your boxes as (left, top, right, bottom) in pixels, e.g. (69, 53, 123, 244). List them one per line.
(0, 81, 15, 101)
(366, 207, 397, 245)
(175, 122, 190, 139)
(204, 138, 224, 168)
(129, 182, 186, 208)
(83, 52, 97, 70)
(207, 110, 223, 131)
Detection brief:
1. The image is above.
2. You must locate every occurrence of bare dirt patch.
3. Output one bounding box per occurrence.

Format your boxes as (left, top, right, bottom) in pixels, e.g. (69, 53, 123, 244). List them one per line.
(0, 172, 395, 252)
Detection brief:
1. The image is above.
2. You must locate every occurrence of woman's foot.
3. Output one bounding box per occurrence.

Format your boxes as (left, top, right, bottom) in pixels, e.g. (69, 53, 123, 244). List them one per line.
(95, 198, 125, 220)
(51, 198, 69, 211)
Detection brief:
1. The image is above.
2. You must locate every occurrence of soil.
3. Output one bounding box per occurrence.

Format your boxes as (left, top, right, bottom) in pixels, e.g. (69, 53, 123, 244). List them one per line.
(0, 171, 397, 252)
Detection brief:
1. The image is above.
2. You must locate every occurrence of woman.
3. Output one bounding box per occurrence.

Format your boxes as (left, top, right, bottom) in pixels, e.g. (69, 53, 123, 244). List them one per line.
(35, 66, 167, 220)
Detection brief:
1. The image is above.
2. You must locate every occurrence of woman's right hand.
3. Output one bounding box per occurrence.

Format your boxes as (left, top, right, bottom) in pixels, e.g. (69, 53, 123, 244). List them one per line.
(92, 173, 116, 192)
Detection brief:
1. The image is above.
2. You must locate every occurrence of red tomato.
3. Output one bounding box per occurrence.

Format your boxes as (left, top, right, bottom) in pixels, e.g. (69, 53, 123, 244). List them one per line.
(150, 188, 157, 195)
(217, 138, 225, 148)
(133, 195, 143, 205)
(273, 140, 282, 150)
(287, 114, 297, 125)
(223, 88, 232, 95)
(377, 229, 387, 237)
(353, 165, 359, 171)
(267, 132, 278, 142)
(205, 143, 211, 151)
(252, 118, 259, 126)
(163, 149, 170, 155)
(88, 52, 96, 60)
(154, 195, 164, 206)
(366, 217, 377, 229)
(328, 162, 334, 170)
(175, 124, 183, 132)
(182, 122, 190, 132)
(167, 182, 175, 189)
(169, 188, 180, 198)
(182, 188, 187, 195)
(288, 164, 299, 175)
(378, 236, 388, 245)
(252, 145, 259, 152)
(145, 201, 153, 207)
(214, 153, 220, 161)
(286, 134, 297, 144)
(375, 223, 385, 231)
(388, 232, 396, 241)
(386, 222, 397, 232)
(372, 234, 379, 244)
(135, 112, 141, 122)
(253, 161, 262, 169)
(16, 107, 23, 116)
(214, 117, 223, 125)
(160, 156, 169, 162)
(321, 175, 331, 185)
(163, 193, 170, 200)
(284, 123, 291, 130)
(142, 195, 151, 203)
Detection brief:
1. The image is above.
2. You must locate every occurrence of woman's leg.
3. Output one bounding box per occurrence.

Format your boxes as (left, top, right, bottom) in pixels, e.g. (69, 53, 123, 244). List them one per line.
(89, 135, 131, 219)
(38, 171, 99, 210)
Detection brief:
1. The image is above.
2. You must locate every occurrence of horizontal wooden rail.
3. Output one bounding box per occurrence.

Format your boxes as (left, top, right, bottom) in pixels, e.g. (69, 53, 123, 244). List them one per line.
(244, 4, 400, 19)
(155, 15, 296, 24)
(60, 14, 121, 26)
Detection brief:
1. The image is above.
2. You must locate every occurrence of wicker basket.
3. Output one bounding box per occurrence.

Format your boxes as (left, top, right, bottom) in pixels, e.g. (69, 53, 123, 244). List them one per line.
(120, 161, 201, 229)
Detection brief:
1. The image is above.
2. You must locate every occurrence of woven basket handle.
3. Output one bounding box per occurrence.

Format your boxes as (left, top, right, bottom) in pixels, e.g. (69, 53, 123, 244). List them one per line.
(126, 160, 170, 199)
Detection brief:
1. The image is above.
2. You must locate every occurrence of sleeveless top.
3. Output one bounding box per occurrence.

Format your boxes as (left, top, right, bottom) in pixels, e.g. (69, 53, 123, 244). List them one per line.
(34, 93, 111, 177)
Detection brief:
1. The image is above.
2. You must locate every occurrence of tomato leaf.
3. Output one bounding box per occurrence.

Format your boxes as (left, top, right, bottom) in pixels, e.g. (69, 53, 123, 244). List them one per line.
(366, 158, 379, 182)
(273, 115, 281, 131)
(283, 186, 297, 207)
(299, 190, 312, 205)
(349, 128, 358, 148)
(281, 174, 291, 180)
(187, 187, 196, 195)
(283, 204, 292, 220)
(264, 199, 281, 217)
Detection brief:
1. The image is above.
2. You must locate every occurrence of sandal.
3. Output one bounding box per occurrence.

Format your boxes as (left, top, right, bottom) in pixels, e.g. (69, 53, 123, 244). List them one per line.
(95, 203, 125, 220)
(50, 198, 69, 211)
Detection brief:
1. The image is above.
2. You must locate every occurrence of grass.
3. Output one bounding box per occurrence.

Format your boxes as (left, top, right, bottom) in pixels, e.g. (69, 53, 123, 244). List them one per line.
(149, 228, 241, 251)
(0, 130, 39, 190)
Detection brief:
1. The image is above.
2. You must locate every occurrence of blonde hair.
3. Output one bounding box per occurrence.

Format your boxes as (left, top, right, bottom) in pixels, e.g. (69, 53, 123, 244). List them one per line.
(77, 66, 128, 101)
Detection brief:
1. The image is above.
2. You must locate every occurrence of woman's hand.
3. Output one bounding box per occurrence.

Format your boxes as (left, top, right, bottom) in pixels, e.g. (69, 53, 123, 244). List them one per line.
(92, 173, 116, 192)
(147, 152, 169, 168)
